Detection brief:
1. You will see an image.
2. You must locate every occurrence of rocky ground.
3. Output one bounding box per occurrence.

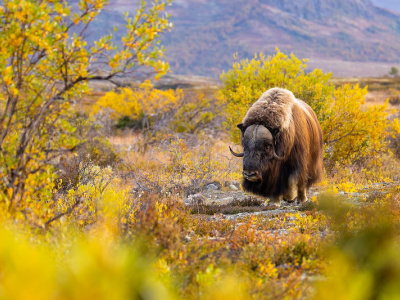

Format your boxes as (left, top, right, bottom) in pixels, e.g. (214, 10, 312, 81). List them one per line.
(184, 180, 321, 216)
(179, 180, 397, 252)
(184, 180, 396, 219)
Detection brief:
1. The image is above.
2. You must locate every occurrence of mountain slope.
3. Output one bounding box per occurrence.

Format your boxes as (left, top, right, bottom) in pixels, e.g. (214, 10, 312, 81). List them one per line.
(89, 0, 400, 77)
(159, 0, 400, 76)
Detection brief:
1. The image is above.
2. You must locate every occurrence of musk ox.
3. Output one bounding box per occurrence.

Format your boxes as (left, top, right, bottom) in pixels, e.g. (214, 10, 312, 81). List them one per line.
(229, 87, 323, 206)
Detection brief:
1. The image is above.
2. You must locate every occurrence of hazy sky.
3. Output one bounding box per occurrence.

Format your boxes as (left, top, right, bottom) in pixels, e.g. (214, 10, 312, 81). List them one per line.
(371, 0, 400, 13)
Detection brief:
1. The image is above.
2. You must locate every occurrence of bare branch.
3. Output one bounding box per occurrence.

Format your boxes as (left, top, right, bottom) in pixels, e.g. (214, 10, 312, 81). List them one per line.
(44, 198, 82, 228)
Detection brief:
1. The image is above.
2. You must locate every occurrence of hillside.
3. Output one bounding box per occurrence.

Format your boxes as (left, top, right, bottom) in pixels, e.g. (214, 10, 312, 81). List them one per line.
(93, 0, 400, 77)
(159, 0, 400, 76)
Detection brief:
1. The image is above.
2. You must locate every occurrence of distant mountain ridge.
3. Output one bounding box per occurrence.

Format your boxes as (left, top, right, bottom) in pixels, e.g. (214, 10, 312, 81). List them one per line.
(97, 0, 400, 77)
(262, 0, 375, 19)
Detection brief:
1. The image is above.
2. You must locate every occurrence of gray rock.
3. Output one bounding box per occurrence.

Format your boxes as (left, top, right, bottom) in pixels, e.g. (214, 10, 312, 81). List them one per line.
(204, 184, 219, 191)
(223, 181, 231, 187)
(212, 196, 234, 205)
(185, 193, 207, 205)
(224, 180, 240, 188)
(229, 184, 239, 191)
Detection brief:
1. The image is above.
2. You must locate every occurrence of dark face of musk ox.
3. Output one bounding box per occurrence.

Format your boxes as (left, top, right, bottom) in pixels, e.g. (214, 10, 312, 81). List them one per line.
(229, 124, 284, 184)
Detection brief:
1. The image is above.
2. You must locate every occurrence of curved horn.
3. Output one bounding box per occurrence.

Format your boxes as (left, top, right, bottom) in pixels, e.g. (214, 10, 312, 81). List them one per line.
(272, 132, 285, 161)
(273, 150, 285, 161)
(229, 146, 244, 157)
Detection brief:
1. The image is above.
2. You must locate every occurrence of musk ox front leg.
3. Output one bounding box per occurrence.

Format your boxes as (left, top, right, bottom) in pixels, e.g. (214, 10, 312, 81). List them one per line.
(269, 195, 283, 208)
(283, 174, 308, 203)
(283, 174, 298, 202)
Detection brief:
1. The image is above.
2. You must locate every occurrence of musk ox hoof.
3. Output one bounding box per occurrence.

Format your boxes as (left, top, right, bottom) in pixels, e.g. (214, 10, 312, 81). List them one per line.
(297, 196, 307, 204)
(283, 197, 297, 203)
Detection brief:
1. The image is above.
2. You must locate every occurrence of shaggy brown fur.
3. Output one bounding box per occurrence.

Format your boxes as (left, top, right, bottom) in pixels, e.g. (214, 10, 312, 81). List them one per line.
(237, 88, 323, 204)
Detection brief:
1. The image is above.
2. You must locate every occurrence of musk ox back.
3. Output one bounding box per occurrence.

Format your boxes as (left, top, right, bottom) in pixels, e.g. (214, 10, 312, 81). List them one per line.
(229, 88, 323, 206)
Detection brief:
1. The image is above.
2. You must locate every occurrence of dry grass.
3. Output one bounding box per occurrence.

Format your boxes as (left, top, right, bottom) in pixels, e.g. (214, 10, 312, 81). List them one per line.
(108, 133, 141, 148)
(308, 59, 400, 77)
(389, 94, 400, 106)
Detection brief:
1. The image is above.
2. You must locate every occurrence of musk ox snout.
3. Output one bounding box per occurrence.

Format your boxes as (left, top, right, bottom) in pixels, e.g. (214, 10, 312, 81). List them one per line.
(242, 170, 262, 182)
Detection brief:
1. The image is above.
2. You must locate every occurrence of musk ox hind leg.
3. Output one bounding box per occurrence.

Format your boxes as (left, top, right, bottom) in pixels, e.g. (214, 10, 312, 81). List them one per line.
(297, 187, 307, 203)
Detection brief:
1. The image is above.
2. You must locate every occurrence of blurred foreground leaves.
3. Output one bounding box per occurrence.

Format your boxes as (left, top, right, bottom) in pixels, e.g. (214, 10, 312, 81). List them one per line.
(314, 194, 400, 300)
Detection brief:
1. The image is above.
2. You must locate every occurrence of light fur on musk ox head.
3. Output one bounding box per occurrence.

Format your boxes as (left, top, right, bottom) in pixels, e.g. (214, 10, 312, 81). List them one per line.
(242, 88, 295, 130)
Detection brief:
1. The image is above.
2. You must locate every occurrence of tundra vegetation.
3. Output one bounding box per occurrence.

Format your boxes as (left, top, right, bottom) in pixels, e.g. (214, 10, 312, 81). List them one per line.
(1, 0, 400, 299)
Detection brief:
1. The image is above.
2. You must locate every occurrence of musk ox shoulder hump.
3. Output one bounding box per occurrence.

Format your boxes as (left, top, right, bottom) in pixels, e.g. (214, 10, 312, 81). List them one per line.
(295, 98, 312, 118)
(242, 88, 295, 130)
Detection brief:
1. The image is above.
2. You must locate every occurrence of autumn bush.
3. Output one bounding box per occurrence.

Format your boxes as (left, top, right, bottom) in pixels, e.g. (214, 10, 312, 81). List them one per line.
(93, 81, 183, 130)
(314, 192, 400, 300)
(219, 51, 333, 143)
(1, 171, 399, 299)
(0, 152, 324, 299)
(93, 81, 222, 148)
(322, 84, 390, 168)
(219, 50, 392, 171)
(0, 0, 171, 220)
(68, 112, 119, 166)
(0, 215, 175, 300)
(170, 92, 223, 135)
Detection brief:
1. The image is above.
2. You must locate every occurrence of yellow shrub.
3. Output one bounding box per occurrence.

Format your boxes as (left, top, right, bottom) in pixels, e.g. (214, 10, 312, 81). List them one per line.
(0, 225, 174, 300)
(54, 164, 132, 229)
(170, 93, 219, 134)
(93, 80, 183, 122)
(219, 50, 333, 143)
(323, 84, 390, 168)
(314, 201, 400, 300)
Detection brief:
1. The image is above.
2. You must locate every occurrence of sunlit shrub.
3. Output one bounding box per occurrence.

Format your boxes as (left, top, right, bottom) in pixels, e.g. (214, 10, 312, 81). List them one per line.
(219, 50, 333, 143)
(93, 80, 183, 130)
(323, 84, 390, 169)
(0, 0, 171, 222)
(130, 195, 189, 260)
(56, 116, 119, 194)
(53, 163, 131, 229)
(314, 195, 400, 300)
(92, 82, 222, 150)
(0, 226, 174, 300)
(78, 137, 119, 166)
(170, 92, 222, 134)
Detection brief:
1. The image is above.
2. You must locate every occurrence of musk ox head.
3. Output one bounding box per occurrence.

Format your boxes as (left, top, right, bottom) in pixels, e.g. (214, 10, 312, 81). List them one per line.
(230, 123, 285, 182)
